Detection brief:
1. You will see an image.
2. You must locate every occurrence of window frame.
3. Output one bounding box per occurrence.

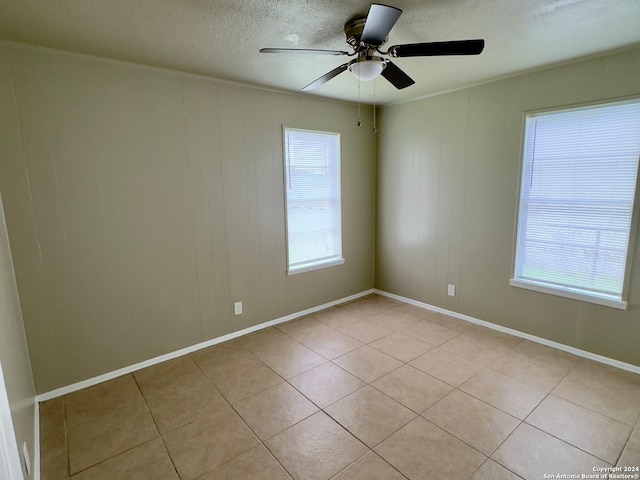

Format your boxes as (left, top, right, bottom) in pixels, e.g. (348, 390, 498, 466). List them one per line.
(510, 98, 640, 310)
(282, 126, 345, 275)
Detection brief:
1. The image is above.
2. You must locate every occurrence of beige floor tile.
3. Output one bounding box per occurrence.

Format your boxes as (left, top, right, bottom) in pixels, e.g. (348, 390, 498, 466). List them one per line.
(512, 340, 579, 370)
(372, 364, 453, 413)
(133, 355, 201, 388)
(618, 423, 640, 467)
(71, 439, 178, 480)
(163, 406, 259, 480)
(40, 396, 65, 428)
(190, 341, 257, 376)
(391, 303, 437, 321)
(336, 301, 380, 319)
(492, 423, 609, 480)
(42, 459, 68, 480)
(489, 350, 571, 393)
(191, 341, 284, 403)
(401, 320, 459, 346)
(423, 390, 520, 455)
(333, 346, 403, 383)
(440, 332, 513, 366)
(196, 350, 283, 404)
(370, 331, 435, 363)
(470, 459, 523, 480)
(240, 328, 300, 357)
(210, 364, 283, 404)
(143, 380, 229, 434)
(302, 330, 364, 359)
(410, 347, 483, 387)
(67, 407, 158, 474)
(526, 395, 632, 464)
(135, 356, 229, 433)
(234, 382, 318, 440)
(427, 312, 477, 332)
(41, 455, 69, 480)
(40, 398, 66, 469)
(339, 317, 397, 343)
(332, 451, 406, 480)
(43, 301, 640, 480)
(277, 317, 334, 342)
(266, 412, 368, 480)
(312, 307, 358, 329)
(339, 296, 399, 318)
(288, 362, 365, 408)
(198, 444, 292, 480)
(552, 360, 640, 426)
(473, 328, 523, 349)
(618, 443, 640, 467)
(367, 309, 423, 332)
(65, 375, 147, 430)
(375, 417, 486, 480)
(368, 294, 403, 306)
(325, 386, 416, 447)
(254, 341, 327, 379)
(460, 369, 546, 420)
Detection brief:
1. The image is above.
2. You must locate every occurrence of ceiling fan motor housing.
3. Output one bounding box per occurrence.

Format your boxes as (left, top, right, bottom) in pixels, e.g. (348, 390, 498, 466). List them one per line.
(260, 3, 484, 91)
(344, 16, 387, 49)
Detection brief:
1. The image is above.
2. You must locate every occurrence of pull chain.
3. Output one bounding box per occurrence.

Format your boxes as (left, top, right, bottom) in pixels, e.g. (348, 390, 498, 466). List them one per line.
(373, 80, 377, 133)
(357, 76, 362, 127)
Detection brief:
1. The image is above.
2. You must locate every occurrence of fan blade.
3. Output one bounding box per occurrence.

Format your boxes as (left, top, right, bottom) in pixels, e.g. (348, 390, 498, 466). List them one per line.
(381, 61, 415, 89)
(260, 48, 350, 56)
(388, 39, 485, 57)
(302, 63, 349, 91)
(360, 4, 402, 45)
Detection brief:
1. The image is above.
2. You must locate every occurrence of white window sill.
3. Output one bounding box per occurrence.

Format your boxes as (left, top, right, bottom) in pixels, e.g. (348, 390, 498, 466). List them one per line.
(509, 278, 627, 310)
(287, 258, 345, 275)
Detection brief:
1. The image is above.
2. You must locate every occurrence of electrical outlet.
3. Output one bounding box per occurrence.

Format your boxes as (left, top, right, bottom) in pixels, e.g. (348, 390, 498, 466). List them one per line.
(22, 442, 31, 475)
(234, 302, 243, 315)
(447, 284, 456, 297)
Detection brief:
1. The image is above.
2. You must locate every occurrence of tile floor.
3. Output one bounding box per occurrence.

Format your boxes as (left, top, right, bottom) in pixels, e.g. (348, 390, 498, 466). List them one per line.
(40, 294, 640, 480)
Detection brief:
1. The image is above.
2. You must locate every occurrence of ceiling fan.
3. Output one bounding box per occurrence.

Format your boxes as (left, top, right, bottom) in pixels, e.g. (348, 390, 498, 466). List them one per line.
(260, 3, 485, 91)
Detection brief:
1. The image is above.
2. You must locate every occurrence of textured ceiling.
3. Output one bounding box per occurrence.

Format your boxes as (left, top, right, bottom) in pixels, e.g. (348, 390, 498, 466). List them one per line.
(1, 0, 640, 104)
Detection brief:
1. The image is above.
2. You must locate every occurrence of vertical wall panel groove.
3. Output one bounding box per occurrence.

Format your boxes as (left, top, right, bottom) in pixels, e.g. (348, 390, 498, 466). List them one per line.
(376, 46, 640, 367)
(0, 43, 375, 392)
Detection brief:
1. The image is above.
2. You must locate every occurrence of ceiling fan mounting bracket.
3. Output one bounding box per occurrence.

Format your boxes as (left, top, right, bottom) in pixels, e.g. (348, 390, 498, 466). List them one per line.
(259, 3, 484, 91)
(344, 16, 386, 50)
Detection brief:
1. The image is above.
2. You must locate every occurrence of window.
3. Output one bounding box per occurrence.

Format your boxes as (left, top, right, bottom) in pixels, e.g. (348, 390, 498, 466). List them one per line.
(511, 99, 640, 309)
(283, 127, 344, 274)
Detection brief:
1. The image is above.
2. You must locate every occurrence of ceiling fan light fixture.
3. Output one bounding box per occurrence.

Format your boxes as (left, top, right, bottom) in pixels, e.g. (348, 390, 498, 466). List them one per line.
(348, 56, 386, 81)
(260, 4, 485, 92)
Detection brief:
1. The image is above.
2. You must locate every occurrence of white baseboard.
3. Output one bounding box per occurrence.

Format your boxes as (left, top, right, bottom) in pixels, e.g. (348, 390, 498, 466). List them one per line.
(374, 289, 640, 375)
(32, 286, 639, 479)
(36, 289, 375, 402)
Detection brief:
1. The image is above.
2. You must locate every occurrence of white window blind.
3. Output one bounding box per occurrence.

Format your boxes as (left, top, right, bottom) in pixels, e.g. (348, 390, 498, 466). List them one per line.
(511, 99, 640, 309)
(283, 127, 343, 274)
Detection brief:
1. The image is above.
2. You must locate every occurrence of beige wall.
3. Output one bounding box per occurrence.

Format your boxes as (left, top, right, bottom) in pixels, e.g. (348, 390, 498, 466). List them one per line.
(0, 43, 375, 393)
(376, 46, 640, 367)
(3, 38, 639, 400)
(0, 45, 36, 478)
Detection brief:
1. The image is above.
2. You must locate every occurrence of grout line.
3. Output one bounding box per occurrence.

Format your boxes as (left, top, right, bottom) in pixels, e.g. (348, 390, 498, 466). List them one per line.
(374, 289, 640, 375)
(42, 294, 637, 478)
(130, 374, 182, 480)
(615, 417, 640, 466)
(36, 289, 375, 402)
